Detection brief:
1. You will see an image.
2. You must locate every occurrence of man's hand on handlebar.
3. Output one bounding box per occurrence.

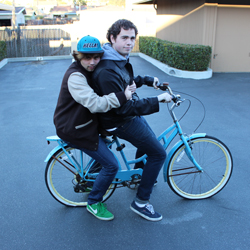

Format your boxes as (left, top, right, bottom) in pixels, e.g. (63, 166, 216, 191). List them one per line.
(153, 79, 170, 90)
(157, 92, 172, 103)
(153, 77, 160, 89)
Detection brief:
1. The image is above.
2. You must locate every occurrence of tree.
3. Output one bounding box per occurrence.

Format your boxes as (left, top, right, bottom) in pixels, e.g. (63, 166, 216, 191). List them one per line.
(74, 0, 87, 6)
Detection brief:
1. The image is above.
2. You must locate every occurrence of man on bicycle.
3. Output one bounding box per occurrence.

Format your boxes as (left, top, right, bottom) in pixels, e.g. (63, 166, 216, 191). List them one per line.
(92, 19, 172, 221)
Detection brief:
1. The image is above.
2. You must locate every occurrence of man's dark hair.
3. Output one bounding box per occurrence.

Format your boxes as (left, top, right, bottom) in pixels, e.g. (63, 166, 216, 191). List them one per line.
(106, 19, 138, 44)
(72, 51, 103, 62)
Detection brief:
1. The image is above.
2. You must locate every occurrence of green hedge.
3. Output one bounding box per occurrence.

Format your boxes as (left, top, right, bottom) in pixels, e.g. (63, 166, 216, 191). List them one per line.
(139, 36, 212, 71)
(0, 41, 7, 61)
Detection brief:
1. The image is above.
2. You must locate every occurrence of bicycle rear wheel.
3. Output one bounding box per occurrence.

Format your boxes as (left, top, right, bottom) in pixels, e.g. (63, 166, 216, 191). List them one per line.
(45, 147, 116, 207)
(167, 135, 233, 199)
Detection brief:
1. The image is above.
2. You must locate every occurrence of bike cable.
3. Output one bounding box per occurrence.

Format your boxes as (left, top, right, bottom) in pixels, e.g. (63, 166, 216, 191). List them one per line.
(168, 90, 206, 133)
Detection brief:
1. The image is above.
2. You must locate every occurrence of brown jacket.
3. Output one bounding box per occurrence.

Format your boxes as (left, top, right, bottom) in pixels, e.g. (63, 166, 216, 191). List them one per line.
(54, 61, 126, 150)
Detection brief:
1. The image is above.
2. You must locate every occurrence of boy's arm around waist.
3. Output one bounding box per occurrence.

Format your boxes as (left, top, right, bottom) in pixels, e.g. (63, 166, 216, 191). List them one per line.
(68, 72, 126, 113)
(92, 69, 159, 116)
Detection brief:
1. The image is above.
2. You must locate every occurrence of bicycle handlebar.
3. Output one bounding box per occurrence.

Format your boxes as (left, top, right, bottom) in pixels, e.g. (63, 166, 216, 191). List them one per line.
(156, 82, 205, 132)
(158, 83, 182, 105)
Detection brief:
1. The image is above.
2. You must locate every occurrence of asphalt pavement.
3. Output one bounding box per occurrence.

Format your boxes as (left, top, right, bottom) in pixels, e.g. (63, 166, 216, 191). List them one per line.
(0, 57, 250, 250)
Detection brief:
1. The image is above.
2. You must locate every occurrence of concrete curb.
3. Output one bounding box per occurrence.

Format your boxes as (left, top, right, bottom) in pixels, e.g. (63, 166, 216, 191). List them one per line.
(0, 58, 8, 69)
(0, 55, 72, 69)
(0, 54, 138, 69)
(1, 53, 213, 80)
(138, 52, 213, 80)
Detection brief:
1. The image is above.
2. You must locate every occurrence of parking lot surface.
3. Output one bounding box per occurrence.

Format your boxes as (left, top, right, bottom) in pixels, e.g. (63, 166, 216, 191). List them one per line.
(0, 57, 250, 250)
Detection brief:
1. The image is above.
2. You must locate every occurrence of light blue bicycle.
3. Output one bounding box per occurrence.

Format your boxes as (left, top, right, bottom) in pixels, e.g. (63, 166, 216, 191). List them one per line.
(44, 85, 233, 207)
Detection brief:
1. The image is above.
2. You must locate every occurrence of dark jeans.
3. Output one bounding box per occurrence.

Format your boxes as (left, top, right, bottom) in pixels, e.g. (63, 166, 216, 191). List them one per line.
(111, 116, 166, 203)
(66, 137, 119, 205)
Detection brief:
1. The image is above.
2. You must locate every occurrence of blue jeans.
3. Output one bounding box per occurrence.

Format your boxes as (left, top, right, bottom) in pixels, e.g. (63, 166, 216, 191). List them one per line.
(111, 116, 166, 203)
(66, 137, 119, 205)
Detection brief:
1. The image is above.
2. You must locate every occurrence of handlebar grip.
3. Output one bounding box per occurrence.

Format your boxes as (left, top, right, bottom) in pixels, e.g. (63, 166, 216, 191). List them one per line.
(171, 94, 178, 103)
(158, 84, 169, 91)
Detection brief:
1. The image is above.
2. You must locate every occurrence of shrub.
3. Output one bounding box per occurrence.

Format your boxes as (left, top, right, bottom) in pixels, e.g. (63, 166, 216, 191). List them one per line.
(0, 41, 7, 61)
(139, 36, 211, 71)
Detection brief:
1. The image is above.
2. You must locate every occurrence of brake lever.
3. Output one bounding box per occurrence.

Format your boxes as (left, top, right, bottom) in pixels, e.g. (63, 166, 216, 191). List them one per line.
(158, 83, 174, 95)
(158, 83, 169, 91)
(171, 94, 181, 103)
(158, 83, 182, 104)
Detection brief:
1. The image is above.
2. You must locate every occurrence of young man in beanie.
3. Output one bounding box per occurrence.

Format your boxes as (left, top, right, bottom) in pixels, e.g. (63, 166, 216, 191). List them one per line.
(54, 35, 134, 220)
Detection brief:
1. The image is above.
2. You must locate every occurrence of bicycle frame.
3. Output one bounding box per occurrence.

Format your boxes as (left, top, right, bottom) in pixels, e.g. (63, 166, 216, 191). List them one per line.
(45, 101, 206, 184)
(161, 102, 205, 175)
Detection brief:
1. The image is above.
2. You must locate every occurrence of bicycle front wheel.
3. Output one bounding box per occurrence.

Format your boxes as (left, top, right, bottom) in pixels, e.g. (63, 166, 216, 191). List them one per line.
(45, 147, 116, 207)
(167, 135, 233, 199)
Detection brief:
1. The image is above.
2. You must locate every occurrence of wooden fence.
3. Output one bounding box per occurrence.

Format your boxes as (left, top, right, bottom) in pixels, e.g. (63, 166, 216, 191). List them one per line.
(0, 26, 71, 58)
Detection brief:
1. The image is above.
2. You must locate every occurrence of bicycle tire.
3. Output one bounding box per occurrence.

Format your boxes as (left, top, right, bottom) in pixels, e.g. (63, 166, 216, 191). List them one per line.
(167, 135, 233, 199)
(45, 147, 117, 207)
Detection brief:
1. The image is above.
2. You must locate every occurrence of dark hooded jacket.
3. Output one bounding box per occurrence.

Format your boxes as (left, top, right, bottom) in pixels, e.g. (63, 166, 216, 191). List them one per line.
(92, 43, 159, 129)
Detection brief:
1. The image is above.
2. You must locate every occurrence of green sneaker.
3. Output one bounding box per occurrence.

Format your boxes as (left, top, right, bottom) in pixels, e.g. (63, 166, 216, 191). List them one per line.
(84, 187, 92, 193)
(87, 202, 114, 221)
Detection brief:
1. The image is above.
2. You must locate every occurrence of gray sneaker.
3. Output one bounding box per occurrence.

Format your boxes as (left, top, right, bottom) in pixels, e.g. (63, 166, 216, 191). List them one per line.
(130, 201, 162, 221)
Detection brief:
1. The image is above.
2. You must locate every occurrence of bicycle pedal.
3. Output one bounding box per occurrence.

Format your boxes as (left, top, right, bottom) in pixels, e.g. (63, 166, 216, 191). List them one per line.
(74, 183, 92, 193)
(116, 144, 125, 151)
(126, 181, 139, 190)
(130, 174, 141, 184)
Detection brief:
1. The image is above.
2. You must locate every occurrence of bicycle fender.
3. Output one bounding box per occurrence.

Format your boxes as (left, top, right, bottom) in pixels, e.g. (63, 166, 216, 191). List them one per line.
(163, 133, 206, 181)
(44, 144, 67, 162)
